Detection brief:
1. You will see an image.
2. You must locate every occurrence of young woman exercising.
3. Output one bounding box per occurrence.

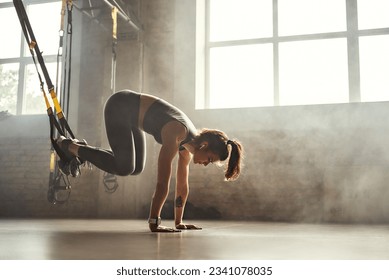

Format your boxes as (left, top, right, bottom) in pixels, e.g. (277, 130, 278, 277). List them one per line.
(57, 90, 243, 232)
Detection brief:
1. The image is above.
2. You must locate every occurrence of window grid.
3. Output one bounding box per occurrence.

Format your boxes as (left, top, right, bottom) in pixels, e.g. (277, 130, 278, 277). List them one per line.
(203, 0, 389, 109)
(0, 0, 58, 115)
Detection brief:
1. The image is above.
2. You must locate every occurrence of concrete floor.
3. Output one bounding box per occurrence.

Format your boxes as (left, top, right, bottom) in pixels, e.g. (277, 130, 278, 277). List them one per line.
(0, 219, 388, 260)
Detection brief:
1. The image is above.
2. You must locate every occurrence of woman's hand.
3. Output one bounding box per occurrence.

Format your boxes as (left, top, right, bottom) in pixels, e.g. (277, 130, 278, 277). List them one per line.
(149, 223, 181, 233)
(175, 223, 202, 230)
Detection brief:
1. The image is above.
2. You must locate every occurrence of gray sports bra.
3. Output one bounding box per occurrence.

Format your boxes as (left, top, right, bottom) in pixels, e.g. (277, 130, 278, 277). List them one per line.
(142, 98, 197, 146)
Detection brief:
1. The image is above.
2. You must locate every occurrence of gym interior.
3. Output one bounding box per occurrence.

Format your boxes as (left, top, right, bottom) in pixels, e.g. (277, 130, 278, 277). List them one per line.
(0, 0, 388, 260)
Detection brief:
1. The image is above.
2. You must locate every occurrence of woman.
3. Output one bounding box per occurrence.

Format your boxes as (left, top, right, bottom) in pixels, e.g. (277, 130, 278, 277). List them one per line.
(57, 90, 243, 232)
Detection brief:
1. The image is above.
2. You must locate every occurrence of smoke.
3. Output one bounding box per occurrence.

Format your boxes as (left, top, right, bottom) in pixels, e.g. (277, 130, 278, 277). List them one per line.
(189, 102, 389, 224)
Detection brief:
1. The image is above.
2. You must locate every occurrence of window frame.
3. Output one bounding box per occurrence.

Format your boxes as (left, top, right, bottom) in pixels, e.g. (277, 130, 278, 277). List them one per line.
(0, 0, 59, 115)
(197, 0, 389, 109)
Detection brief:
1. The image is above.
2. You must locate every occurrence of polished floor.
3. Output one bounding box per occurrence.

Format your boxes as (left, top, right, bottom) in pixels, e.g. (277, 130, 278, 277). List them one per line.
(0, 219, 388, 260)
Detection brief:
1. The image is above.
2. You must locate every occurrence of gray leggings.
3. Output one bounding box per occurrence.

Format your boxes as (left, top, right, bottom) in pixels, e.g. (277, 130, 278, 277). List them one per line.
(78, 90, 146, 176)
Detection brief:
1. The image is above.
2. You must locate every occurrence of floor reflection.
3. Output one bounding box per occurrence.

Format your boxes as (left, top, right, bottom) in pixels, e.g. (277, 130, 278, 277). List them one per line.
(0, 219, 388, 260)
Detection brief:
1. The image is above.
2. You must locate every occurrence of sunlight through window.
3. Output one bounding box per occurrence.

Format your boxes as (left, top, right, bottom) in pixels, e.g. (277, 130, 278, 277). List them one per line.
(278, 0, 346, 36)
(209, 0, 272, 42)
(200, 0, 389, 109)
(27, 2, 62, 56)
(279, 39, 349, 106)
(209, 44, 273, 108)
(358, 0, 389, 30)
(359, 35, 389, 102)
(0, 8, 20, 59)
(0, 63, 19, 114)
(0, 1, 61, 115)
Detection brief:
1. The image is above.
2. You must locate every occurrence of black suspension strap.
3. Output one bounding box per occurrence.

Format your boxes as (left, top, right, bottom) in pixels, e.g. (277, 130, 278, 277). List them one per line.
(13, 0, 75, 142)
(47, 0, 68, 205)
(111, 6, 118, 94)
(61, 0, 73, 118)
(49, 0, 76, 204)
(103, 6, 119, 194)
(13, 0, 77, 204)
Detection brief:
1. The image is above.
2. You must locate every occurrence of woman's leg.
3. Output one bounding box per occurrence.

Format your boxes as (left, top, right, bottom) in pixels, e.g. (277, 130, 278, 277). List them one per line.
(76, 91, 146, 176)
(131, 127, 146, 175)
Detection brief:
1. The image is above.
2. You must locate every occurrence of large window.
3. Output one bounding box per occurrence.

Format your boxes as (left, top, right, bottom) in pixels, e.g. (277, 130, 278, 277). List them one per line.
(0, 0, 61, 115)
(197, 0, 389, 109)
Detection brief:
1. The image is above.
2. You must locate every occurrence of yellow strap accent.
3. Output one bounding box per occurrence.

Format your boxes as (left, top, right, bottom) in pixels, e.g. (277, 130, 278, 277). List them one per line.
(112, 6, 118, 40)
(43, 90, 51, 109)
(49, 88, 63, 115)
(50, 150, 56, 172)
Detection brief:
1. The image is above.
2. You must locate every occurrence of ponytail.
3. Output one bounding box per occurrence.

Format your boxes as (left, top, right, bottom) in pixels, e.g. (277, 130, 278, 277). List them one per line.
(195, 129, 244, 181)
(225, 139, 243, 181)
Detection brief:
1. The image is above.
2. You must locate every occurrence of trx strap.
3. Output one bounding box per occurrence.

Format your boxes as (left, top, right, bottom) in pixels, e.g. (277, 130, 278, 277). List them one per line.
(49, 0, 75, 204)
(104, 6, 120, 194)
(61, 0, 73, 118)
(111, 6, 118, 94)
(13, 0, 77, 204)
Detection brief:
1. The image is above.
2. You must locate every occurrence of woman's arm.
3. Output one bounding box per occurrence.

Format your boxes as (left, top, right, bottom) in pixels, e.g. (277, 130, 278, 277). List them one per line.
(174, 149, 190, 225)
(148, 121, 187, 233)
(175, 149, 202, 230)
(148, 142, 180, 232)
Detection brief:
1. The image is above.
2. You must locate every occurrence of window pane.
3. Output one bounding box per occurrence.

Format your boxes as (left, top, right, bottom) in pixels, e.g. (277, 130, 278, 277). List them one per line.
(359, 35, 389, 102)
(0, 63, 19, 115)
(209, 0, 272, 42)
(358, 0, 389, 30)
(26, 2, 62, 56)
(209, 44, 273, 109)
(358, 0, 389, 29)
(24, 63, 57, 114)
(278, 0, 346, 36)
(279, 39, 349, 106)
(0, 8, 21, 58)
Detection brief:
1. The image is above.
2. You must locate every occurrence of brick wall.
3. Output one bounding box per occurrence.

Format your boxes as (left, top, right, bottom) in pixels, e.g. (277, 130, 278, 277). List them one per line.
(0, 137, 48, 217)
(0, 135, 99, 218)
